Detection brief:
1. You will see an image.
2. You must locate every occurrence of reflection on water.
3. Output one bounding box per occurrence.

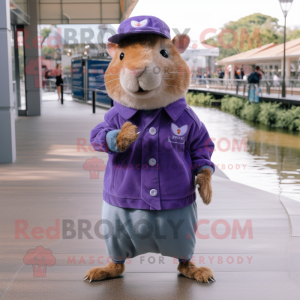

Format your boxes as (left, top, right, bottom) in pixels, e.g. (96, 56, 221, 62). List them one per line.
(193, 106, 300, 202)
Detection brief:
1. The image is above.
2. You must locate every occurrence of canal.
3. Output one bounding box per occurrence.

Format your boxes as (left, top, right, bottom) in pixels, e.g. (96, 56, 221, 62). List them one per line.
(194, 106, 300, 202)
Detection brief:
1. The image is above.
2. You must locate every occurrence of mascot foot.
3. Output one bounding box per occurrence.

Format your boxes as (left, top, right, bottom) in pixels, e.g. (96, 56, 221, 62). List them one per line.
(84, 262, 125, 282)
(178, 261, 215, 283)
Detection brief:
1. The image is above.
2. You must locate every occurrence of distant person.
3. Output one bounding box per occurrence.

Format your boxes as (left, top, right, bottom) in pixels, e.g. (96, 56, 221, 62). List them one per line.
(53, 63, 63, 100)
(248, 66, 262, 103)
(240, 68, 245, 79)
(207, 72, 211, 78)
(273, 72, 280, 86)
(247, 66, 261, 84)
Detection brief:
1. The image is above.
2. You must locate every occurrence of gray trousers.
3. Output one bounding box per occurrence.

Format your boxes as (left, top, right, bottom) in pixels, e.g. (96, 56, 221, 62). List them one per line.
(102, 201, 198, 263)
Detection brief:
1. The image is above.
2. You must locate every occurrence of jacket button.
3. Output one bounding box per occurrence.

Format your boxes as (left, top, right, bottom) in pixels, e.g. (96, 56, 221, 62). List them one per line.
(148, 158, 156, 166)
(149, 127, 157, 135)
(150, 189, 157, 196)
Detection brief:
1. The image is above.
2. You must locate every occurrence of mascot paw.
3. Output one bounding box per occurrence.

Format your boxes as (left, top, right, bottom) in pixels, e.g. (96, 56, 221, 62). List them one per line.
(84, 262, 125, 282)
(195, 169, 212, 205)
(178, 262, 215, 283)
(116, 122, 139, 152)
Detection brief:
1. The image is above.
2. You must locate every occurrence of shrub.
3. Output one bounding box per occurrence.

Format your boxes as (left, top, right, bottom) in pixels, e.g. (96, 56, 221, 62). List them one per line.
(275, 106, 300, 131)
(186, 92, 300, 132)
(257, 102, 281, 126)
(221, 96, 246, 117)
(186, 92, 214, 106)
(240, 102, 261, 122)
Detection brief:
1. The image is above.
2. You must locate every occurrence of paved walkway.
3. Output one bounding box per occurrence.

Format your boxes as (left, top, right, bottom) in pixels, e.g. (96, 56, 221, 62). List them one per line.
(0, 101, 300, 299)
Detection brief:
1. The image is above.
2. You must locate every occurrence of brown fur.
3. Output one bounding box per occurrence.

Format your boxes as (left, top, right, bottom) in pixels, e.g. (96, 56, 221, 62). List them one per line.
(178, 261, 214, 283)
(105, 34, 190, 109)
(116, 122, 139, 152)
(85, 262, 125, 282)
(196, 169, 212, 205)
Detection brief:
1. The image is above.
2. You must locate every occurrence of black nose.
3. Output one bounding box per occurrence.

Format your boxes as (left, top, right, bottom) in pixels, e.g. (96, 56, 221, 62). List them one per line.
(138, 86, 145, 92)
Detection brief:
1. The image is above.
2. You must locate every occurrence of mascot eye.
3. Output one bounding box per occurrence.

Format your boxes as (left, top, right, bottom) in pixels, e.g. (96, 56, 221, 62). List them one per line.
(160, 50, 169, 58)
(120, 52, 124, 60)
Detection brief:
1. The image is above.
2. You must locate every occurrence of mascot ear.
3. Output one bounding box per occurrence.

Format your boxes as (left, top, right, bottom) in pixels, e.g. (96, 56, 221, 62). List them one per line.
(107, 42, 118, 58)
(172, 34, 190, 54)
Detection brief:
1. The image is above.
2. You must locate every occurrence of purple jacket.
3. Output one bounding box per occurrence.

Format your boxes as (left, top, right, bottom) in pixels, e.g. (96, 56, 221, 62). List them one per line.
(90, 97, 215, 210)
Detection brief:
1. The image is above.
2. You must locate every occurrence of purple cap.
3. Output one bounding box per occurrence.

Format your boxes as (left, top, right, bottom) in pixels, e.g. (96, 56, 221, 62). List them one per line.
(108, 15, 170, 44)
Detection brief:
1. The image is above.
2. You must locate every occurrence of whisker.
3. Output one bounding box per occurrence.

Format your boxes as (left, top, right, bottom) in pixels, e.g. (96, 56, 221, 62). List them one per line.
(164, 85, 180, 88)
(94, 89, 108, 94)
(96, 74, 119, 78)
(96, 78, 120, 88)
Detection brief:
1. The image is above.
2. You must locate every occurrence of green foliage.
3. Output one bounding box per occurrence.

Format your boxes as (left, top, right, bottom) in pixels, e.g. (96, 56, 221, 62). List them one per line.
(186, 93, 214, 106)
(205, 13, 300, 60)
(40, 27, 52, 45)
(42, 46, 55, 56)
(275, 106, 300, 131)
(186, 92, 300, 131)
(221, 96, 246, 116)
(257, 102, 281, 126)
(240, 102, 261, 122)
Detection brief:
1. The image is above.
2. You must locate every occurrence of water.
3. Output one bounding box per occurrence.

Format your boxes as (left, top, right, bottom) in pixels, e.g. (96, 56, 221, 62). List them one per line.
(193, 106, 300, 202)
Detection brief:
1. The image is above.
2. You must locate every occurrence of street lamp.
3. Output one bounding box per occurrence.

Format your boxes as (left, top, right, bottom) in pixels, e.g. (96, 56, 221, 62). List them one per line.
(279, 0, 293, 97)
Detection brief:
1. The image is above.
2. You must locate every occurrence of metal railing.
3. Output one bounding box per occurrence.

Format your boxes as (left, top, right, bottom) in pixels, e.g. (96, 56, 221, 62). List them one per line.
(60, 84, 113, 113)
(42, 77, 72, 93)
(190, 78, 300, 98)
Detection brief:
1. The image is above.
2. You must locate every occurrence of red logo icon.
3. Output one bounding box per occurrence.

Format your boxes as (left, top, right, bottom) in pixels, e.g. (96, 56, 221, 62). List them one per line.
(177, 129, 181, 134)
(24, 246, 56, 277)
(83, 157, 106, 179)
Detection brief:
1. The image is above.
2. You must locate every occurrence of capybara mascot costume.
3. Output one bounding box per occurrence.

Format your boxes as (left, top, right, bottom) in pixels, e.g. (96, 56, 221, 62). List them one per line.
(86, 15, 215, 283)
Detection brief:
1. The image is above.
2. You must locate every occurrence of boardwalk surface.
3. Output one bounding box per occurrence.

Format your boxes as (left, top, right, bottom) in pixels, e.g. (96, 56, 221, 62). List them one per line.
(0, 101, 300, 300)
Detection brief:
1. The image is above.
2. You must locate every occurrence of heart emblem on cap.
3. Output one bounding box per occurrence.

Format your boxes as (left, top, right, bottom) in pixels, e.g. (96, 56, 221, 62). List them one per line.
(131, 19, 148, 28)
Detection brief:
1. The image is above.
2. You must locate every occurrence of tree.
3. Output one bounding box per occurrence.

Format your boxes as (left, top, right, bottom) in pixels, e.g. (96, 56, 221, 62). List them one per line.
(205, 13, 300, 60)
(40, 27, 52, 46)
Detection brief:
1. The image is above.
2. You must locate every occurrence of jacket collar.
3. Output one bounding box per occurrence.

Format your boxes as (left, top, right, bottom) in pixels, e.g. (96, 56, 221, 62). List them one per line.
(114, 97, 187, 122)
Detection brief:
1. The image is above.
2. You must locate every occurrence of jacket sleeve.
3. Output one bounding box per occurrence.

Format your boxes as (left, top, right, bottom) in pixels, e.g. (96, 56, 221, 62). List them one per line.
(90, 109, 119, 154)
(188, 121, 215, 176)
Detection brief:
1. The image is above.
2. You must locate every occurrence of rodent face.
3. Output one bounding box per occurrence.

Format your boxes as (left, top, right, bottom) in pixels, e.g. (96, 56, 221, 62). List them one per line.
(105, 35, 190, 110)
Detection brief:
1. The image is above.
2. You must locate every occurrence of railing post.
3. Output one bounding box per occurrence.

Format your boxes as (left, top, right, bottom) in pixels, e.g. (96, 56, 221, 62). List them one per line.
(92, 90, 96, 114)
(61, 84, 63, 105)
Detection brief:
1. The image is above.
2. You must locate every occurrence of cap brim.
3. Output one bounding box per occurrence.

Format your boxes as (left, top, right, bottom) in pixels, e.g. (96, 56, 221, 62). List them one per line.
(108, 31, 169, 44)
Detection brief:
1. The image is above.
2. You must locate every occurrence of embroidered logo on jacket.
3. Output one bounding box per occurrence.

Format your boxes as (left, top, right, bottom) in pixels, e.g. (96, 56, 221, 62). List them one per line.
(131, 19, 148, 28)
(171, 124, 188, 136)
(168, 123, 188, 144)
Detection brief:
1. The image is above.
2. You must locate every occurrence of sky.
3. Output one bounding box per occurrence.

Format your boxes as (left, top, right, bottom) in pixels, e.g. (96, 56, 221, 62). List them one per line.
(128, 0, 300, 47)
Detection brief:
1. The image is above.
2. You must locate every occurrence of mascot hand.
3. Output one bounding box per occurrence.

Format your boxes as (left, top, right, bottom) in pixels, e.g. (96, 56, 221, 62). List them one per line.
(116, 122, 139, 152)
(196, 169, 212, 205)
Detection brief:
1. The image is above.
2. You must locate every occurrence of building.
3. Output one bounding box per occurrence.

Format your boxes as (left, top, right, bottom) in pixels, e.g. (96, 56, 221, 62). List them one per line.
(216, 38, 300, 80)
(1, 0, 138, 163)
(181, 46, 220, 78)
